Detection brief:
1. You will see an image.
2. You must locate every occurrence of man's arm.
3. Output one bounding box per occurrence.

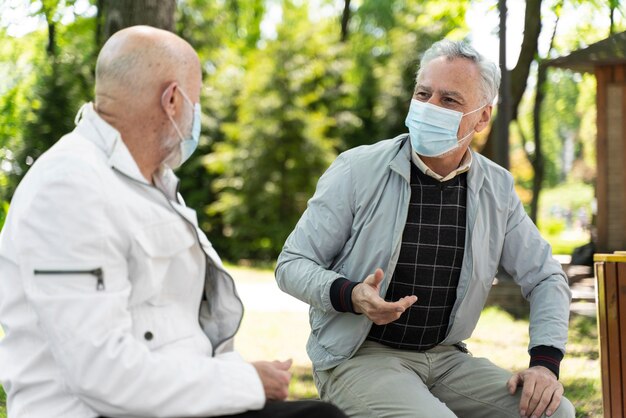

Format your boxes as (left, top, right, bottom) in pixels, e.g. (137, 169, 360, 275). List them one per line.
(276, 154, 356, 312)
(276, 153, 417, 320)
(498, 179, 571, 417)
(18, 159, 265, 417)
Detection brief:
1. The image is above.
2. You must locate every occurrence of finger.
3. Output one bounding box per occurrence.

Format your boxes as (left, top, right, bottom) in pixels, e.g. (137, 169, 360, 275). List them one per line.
(369, 300, 407, 315)
(395, 295, 418, 311)
(519, 378, 537, 417)
(274, 359, 293, 370)
(278, 369, 292, 384)
(527, 383, 548, 418)
(545, 385, 563, 417)
(507, 373, 521, 394)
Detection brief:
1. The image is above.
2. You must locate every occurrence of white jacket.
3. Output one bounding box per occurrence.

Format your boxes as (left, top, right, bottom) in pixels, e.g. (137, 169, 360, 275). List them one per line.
(0, 104, 265, 417)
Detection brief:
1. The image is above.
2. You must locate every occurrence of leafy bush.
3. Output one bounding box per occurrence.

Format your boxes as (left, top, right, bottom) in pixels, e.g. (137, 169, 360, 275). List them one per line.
(539, 218, 566, 236)
(0, 201, 8, 231)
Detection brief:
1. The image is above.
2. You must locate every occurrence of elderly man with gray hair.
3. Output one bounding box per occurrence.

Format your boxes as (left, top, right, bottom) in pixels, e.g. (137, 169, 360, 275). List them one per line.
(276, 39, 575, 418)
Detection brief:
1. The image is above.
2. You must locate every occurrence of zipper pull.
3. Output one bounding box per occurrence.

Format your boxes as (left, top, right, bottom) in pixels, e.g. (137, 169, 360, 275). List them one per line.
(92, 268, 105, 291)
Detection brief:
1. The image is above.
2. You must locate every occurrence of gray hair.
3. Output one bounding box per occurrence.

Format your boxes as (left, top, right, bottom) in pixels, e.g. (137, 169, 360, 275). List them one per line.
(416, 39, 501, 104)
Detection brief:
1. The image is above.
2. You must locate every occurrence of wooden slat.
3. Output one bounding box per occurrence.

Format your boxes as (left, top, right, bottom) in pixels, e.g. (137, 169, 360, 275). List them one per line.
(622, 82, 626, 250)
(596, 67, 609, 251)
(615, 65, 625, 82)
(596, 261, 612, 418)
(605, 262, 623, 417)
(619, 262, 626, 413)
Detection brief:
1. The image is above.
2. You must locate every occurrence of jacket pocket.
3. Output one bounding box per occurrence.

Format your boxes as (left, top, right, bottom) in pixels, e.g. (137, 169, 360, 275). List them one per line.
(23, 261, 122, 346)
(34, 268, 105, 291)
(26, 262, 109, 296)
(130, 304, 197, 351)
(128, 219, 196, 303)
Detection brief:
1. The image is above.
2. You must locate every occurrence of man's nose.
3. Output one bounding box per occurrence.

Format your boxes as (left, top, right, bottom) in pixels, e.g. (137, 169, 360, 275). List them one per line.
(426, 96, 443, 107)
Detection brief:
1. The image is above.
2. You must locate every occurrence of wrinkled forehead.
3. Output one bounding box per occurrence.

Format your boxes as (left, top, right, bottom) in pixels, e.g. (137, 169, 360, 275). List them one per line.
(417, 56, 483, 103)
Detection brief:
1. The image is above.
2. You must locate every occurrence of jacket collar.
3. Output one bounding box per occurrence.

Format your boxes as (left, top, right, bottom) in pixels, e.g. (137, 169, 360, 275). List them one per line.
(388, 134, 486, 192)
(466, 149, 485, 194)
(74, 103, 179, 195)
(388, 134, 412, 183)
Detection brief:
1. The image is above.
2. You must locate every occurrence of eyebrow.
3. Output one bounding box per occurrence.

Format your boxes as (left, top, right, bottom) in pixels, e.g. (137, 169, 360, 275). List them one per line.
(415, 85, 466, 104)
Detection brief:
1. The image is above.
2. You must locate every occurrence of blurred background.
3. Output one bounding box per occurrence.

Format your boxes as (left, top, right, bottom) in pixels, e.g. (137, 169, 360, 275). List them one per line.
(2, 0, 622, 261)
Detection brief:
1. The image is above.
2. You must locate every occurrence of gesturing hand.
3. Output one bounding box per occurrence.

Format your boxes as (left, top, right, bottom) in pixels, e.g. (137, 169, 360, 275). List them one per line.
(351, 268, 417, 325)
(252, 359, 293, 401)
(507, 366, 564, 418)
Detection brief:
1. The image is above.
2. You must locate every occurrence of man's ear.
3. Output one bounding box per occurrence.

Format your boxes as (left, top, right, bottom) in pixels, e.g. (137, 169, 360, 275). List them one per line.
(161, 82, 179, 117)
(474, 105, 493, 133)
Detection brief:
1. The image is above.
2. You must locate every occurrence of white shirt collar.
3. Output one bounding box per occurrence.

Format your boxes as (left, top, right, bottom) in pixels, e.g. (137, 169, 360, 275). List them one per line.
(411, 149, 473, 182)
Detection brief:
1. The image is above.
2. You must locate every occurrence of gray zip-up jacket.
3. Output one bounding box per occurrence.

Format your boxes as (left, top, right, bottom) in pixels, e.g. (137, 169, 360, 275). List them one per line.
(276, 135, 571, 371)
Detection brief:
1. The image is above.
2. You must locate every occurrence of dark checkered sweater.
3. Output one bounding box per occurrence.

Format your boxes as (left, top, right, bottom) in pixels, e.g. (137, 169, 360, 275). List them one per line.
(366, 162, 466, 350)
(329, 159, 564, 377)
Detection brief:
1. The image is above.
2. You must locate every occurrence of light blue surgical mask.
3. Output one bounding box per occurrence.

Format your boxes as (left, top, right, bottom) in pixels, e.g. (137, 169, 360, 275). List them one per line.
(405, 99, 485, 158)
(166, 87, 201, 168)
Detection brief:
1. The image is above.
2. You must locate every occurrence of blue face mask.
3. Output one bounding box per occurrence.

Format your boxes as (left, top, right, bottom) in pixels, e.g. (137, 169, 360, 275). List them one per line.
(405, 99, 484, 158)
(166, 87, 201, 168)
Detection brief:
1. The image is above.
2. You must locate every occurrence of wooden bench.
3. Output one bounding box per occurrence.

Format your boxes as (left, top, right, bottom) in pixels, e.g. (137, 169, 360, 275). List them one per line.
(594, 252, 626, 418)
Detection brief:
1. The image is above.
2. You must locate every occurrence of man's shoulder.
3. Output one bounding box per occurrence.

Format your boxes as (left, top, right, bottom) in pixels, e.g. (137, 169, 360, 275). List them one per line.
(472, 152, 514, 183)
(32, 130, 107, 177)
(13, 130, 110, 206)
(339, 134, 408, 168)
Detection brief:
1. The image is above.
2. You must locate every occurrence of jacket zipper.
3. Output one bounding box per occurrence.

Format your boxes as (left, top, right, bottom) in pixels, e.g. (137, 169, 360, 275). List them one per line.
(113, 168, 245, 356)
(33, 268, 105, 291)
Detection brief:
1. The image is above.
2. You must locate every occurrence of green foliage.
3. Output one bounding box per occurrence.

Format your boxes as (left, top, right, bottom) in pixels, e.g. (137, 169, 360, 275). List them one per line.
(0, 6, 96, 203)
(537, 181, 593, 254)
(1, 0, 623, 263)
(207, 2, 343, 260)
(0, 383, 5, 418)
(0, 201, 8, 231)
(177, 0, 469, 261)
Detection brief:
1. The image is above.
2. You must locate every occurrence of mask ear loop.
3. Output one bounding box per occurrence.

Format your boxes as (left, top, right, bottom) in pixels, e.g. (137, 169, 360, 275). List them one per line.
(434, 106, 486, 159)
(162, 86, 186, 142)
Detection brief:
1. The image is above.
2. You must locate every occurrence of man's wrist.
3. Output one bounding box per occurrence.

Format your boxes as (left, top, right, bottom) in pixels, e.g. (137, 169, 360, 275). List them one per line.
(329, 277, 360, 313)
(529, 345, 563, 379)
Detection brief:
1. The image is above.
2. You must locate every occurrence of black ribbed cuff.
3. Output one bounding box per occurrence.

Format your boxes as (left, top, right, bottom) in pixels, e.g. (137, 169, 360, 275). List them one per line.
(330, 277, 360, 313)
(529, 345, 564, 379)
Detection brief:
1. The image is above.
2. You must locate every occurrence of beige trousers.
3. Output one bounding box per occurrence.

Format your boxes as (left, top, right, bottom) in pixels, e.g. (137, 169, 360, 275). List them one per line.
(313, 341, 575, 418)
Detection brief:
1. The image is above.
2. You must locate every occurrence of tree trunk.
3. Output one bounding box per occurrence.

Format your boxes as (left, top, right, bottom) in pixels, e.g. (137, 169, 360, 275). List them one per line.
(481, 0, 542, 160)
(528, 2, 561, 223)
(341, 0, 351, 42)
(530, 62, 546, 223)
(99, 0, 176, 45)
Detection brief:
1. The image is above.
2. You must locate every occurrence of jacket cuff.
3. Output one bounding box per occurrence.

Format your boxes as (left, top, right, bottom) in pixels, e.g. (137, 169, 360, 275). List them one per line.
(529, 345, 563, 379)
(329, 277, 360, 313)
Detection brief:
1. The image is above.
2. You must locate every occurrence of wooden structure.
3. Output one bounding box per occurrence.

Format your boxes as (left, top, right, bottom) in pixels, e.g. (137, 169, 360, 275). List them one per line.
(594, 252, 626, 418)
(549, 32, 626, 253)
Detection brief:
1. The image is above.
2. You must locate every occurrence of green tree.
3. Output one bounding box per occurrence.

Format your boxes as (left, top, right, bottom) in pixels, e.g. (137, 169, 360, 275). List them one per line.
(207, 1, 344, 260)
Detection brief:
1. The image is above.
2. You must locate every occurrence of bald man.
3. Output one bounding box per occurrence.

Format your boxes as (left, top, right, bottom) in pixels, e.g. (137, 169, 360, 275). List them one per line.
(0, 26, 346, 418)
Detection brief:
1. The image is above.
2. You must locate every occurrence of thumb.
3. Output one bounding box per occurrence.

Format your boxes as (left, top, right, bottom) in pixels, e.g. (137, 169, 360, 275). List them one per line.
(273, 359, 293, 370)
(365, 268, 385, 287)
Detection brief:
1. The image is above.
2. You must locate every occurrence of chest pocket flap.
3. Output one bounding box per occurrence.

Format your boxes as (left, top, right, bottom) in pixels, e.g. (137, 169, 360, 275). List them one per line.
(134, 219, 196, 258)
(129, 219, 197, 304)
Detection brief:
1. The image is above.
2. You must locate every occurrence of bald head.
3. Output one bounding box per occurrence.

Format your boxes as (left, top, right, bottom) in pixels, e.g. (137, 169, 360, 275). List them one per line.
(93, 26, 202, 182)
(95, 25, 199, 100)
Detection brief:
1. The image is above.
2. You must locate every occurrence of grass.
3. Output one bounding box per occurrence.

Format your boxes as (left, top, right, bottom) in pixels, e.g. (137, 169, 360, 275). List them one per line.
(0, 269, 602, 418)
(237, 303, 602, 416)
(538, 182, 593, 256)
